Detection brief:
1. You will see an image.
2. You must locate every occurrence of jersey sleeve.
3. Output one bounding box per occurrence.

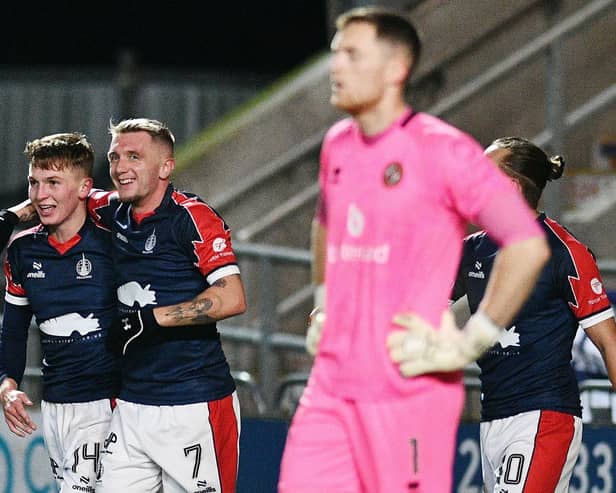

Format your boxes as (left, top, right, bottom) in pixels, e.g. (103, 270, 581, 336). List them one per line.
(176, 201, 240, 285)
(442, 135, 544, 247)
(0, 209, 19, 252)
(550, 224, 614, 329)
(0, 302, 32, 385)
(4, 244, 28, 306)
(86, 189, 119, 230)
(0, 245, 32, 384)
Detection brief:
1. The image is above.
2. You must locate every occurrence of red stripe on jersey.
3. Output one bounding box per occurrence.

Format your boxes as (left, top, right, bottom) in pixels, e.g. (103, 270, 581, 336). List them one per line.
(4, 258, 25, 297)
(171, 191, 237, 278)
(523, 410, 574, 492)
(87, 189, 117, 231)
(4, 225, 43, 298)
(208, 394, 239, 493)
(544, 217, 611, 319)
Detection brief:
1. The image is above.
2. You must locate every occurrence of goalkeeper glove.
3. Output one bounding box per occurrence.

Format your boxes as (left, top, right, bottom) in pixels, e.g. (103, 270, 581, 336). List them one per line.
(386, 310, 501, 377)
(107, 308, 162, 356)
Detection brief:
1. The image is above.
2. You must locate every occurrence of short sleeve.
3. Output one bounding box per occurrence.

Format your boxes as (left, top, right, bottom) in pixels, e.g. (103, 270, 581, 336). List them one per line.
(176, 202, 240, 285)
(550, 224, 613, 328)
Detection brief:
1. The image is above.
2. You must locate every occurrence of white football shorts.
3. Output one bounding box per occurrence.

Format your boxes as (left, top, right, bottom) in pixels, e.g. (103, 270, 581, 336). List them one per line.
(41, 398, 115, 492)
(97, 392, 240, 493)
(480, 409, 582, 493)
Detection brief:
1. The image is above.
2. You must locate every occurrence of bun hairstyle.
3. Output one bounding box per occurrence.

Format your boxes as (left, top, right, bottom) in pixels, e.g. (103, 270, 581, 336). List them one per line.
(489, 137, 566, 209)
(548, 155, 565, 181)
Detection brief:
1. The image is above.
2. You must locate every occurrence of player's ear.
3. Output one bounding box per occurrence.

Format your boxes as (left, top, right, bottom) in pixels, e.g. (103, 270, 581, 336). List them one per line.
(159, 158, 175, 180)
(385, 48, 410, 86)
(78, 177, 93, 199)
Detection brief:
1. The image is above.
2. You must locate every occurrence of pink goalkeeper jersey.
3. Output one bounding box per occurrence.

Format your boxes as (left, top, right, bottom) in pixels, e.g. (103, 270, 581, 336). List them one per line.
(312, 108, 544, 400)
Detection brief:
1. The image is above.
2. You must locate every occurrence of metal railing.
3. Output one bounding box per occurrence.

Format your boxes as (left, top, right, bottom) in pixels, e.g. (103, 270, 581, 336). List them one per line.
(219, 0, 615, 242)
(224, 246, 616, 416)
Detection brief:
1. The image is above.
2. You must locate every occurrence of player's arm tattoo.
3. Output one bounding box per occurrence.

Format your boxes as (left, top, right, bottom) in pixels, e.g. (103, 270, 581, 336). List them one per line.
(211, 278, 227, 289)
(162, 278, 227, 325)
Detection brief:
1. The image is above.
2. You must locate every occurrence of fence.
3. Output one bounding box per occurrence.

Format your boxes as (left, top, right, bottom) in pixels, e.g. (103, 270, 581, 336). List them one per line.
(0, 65, 267, 202)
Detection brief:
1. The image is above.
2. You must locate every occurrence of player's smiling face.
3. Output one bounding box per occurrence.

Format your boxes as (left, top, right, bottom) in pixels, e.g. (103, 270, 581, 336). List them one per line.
(107, 131, 174, 213)
(28, 163, 90, 231)
(329, 22, 391, 115)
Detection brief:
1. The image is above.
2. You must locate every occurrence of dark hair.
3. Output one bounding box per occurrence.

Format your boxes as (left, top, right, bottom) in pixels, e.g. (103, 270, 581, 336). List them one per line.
(24, 132, 94, 177)
(336, 6, 422, 78)
(489, 136, 565, 209)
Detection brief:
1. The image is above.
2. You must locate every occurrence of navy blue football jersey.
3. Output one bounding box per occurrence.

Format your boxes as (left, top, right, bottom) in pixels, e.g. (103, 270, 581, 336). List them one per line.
(88, 185, 240, 405)
(452, 214, 614, 421)
(1, 217, 120, 403)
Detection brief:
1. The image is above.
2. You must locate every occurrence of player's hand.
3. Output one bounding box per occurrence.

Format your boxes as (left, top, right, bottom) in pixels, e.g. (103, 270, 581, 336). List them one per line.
(306, 308, 325, 356)
(387, 310, 501, 377)
(0, 379, 37, 437)
(387, 310, 468, 377)
(8, 199, 37, 223)
(107, 308, 162, 356)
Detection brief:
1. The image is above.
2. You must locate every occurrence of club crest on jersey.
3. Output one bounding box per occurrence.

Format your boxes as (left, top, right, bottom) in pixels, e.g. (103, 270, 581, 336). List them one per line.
(383, 162, 403, 186)
(143, 230, 157, 254)
(26, 260, 46, 278)
(76, 253, 93, 279)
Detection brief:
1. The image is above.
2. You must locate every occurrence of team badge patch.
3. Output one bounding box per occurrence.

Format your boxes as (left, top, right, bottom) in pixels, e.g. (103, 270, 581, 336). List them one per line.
(213, 237, 227, 252)
(384, 162, 403, 186)
(590, 277, 603, 295)
(144, 230, 157, 253)
(76, 253, 93, 279)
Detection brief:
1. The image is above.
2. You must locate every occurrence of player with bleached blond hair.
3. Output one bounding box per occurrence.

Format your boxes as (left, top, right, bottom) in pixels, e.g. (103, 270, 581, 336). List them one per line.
(88, 118, 246, 493)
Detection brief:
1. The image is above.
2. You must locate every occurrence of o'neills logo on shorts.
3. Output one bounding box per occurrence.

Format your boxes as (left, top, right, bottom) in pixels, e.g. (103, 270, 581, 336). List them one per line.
(328, 244, 390, 264)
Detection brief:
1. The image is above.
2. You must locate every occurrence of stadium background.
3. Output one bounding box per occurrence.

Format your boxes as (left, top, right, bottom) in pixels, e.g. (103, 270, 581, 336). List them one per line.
(1, 0, 615, 491)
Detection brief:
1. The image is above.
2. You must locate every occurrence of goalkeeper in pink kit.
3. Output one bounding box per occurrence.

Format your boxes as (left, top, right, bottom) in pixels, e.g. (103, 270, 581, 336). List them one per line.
(278, 6, 550, 493)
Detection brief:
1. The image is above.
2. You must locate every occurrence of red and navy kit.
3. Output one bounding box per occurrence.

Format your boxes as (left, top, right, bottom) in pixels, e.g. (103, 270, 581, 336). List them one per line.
(0, 217, 120, 403)
(452, 213, 613, 421)
(87, 184, 239, 406)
